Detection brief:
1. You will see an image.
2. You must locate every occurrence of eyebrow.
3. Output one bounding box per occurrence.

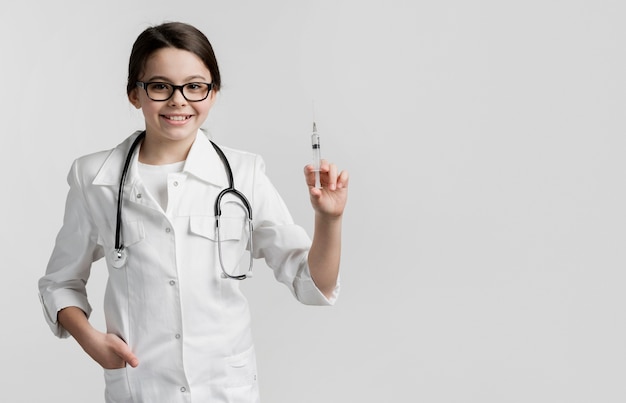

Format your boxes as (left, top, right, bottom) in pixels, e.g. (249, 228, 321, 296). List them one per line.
(145, 75, 209, 82)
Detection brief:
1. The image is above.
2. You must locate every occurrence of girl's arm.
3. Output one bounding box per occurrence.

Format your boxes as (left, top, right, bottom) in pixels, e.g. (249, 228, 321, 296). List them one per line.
(58, 307, 139, 369)
(304, 160, 349, 298)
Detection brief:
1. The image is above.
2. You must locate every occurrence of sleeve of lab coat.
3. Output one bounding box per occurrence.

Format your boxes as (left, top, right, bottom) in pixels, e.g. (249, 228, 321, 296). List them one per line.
(250, 155, 340, 306)
(38, 159, 104, 338)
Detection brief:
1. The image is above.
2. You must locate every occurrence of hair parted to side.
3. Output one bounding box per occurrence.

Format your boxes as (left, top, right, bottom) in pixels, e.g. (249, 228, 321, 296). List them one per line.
(126, 21, 221, 96)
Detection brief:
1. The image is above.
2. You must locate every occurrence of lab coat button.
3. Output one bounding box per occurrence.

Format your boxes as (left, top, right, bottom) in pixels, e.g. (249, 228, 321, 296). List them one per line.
(173, 181, 179, 187)
(180, 387, 187, 392)
(169, 280, 176, 286)
(165, 227, 171, 233)
(175, 333, 181, 339)
(136, 193, 142, 199)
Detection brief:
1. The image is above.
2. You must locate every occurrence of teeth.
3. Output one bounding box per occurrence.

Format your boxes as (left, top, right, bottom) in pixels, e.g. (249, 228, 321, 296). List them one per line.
(167, 115, 188, 121)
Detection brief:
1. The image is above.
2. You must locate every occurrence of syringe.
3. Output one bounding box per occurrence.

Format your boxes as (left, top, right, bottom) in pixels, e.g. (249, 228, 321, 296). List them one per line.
(311, 122, 321, 189)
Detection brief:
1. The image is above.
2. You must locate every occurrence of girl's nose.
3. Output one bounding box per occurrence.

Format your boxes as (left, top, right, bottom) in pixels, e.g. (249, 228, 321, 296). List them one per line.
(168, 87, 187, 105)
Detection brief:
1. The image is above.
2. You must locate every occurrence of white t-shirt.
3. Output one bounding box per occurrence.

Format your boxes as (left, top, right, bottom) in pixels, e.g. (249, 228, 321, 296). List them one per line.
(138, 160, 185, 211)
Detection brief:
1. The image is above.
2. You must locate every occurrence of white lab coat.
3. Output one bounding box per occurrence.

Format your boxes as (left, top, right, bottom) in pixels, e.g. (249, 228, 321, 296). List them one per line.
(38, 130, 338, 403)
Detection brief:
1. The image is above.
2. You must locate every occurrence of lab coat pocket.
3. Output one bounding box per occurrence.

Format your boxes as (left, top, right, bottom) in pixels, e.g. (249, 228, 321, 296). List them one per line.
(120, 220, 145, 246)
(189, 215, 243, 242)
(224, 346, 259, 402)
(103, 367, 132, 402)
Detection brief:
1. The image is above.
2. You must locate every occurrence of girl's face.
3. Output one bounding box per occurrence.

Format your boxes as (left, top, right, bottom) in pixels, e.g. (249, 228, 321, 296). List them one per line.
(129, 47, 216, 145)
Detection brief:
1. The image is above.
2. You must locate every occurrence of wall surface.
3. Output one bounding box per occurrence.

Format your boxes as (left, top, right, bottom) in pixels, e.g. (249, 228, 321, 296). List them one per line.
(2, 1, 625, 402)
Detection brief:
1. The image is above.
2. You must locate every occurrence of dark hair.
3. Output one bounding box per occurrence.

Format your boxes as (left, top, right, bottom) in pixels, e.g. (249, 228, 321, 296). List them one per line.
(126, 22, 221, 95)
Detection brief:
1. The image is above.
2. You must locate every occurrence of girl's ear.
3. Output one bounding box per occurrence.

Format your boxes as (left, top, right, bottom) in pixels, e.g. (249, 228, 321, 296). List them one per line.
(128, 89, 142, 109)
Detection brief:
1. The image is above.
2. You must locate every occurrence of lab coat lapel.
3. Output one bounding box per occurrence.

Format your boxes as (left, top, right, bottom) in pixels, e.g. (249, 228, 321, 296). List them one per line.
(92, 131, 143, 187)
(91, 130, 160, 212)
(183, 131, 230, 189)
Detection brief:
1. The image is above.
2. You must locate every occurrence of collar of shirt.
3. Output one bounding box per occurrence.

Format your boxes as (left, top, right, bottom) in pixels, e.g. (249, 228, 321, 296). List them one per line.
(91, 130, 229, 189)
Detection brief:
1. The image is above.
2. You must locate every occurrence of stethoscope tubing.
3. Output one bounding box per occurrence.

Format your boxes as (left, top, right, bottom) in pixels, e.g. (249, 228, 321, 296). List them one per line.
(115, 131, 146, 256)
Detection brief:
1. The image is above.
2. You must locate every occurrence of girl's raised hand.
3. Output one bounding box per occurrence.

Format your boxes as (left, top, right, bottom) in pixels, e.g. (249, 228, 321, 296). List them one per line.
(304, 159, 349, 218)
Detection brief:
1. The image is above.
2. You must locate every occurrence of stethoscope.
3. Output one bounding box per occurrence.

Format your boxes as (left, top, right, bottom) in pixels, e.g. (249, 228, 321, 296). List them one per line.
(111, 131, 254, 280)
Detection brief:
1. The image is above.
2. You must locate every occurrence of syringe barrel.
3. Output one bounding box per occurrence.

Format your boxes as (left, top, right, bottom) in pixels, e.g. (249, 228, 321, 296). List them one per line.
(311, 131, 321, 188)
(311, 134, 321, 168)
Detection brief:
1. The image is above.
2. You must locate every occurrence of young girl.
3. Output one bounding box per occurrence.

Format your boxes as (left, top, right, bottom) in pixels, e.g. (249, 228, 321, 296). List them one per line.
(38, 21, 348, 403)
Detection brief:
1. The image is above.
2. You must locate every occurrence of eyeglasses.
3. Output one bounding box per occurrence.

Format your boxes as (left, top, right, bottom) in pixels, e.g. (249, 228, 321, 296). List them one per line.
(136, 81, 213, 102)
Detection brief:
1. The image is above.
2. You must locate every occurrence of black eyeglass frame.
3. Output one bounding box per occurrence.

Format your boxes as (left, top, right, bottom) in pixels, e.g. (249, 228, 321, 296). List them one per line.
(136, 81, 214, 102)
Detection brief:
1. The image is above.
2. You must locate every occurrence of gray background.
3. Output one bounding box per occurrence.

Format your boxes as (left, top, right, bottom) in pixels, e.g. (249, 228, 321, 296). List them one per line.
(2, 0, 625, 402)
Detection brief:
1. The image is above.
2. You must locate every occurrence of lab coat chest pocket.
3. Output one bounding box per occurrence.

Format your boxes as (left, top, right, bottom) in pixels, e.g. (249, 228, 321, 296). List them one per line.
(121, 220, 145, 246)
(189, 215, 243, 242)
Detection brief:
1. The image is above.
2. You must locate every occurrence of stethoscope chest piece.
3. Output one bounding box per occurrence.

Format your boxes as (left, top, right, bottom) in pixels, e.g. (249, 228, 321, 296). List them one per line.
(110, 248, 127, 269)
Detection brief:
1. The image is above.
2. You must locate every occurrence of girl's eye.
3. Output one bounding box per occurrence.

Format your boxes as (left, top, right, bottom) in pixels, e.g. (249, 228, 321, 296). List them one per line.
(186, 83, 208, 93)
(149, 83, 171, 92)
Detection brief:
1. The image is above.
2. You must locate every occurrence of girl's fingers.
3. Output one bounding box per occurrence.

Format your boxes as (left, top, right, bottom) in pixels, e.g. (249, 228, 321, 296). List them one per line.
(304, 160, 348, 192)
(337, 170, 349, 189)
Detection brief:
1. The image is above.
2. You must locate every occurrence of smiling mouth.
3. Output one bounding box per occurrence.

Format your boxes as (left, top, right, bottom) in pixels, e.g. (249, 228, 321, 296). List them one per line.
(163, 115, 192, 121)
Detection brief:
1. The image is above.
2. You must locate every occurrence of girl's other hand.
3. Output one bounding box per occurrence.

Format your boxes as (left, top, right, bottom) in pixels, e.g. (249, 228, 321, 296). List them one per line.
(81, 330, 139, 369)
